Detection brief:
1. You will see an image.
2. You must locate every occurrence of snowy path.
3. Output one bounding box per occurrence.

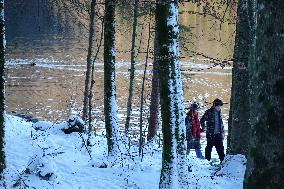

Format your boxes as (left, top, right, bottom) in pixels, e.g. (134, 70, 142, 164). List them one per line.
(2, 115, 246, 189)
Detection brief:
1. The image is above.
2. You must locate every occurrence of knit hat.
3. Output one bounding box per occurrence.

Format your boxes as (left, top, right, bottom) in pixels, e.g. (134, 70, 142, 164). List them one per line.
(190, 103, 199, 111)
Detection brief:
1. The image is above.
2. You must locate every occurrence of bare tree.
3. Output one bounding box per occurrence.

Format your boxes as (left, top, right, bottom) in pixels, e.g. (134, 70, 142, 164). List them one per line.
(156, 1, 188, 188)
(139, 16, 152, 156)
(227, 0, 250, 155)
(147, 32, 160, 142)
(87, 16, 105, 145)
(244, 0, 284, 188)
(0, 0, 5, 175)
(82, 0, 97, 122)
(104, 0, 121, 155)
(125, 0, 139, 137)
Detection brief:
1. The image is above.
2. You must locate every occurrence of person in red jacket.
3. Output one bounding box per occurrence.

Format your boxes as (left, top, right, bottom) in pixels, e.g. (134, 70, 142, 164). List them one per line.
(185, 103, 204, 159)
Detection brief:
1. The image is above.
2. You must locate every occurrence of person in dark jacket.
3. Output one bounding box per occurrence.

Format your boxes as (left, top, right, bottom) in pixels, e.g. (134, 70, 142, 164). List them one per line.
(200, 99, 225, 162)
(185, 103, 204, 159)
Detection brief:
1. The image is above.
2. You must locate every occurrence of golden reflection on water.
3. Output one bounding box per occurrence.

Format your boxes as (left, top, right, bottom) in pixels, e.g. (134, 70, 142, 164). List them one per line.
(6, 61, 231, 129)
(5, 1, 234, 131)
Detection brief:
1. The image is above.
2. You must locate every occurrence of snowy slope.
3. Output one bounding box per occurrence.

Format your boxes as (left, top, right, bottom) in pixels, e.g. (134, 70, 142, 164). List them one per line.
(1, 115, 246, 189)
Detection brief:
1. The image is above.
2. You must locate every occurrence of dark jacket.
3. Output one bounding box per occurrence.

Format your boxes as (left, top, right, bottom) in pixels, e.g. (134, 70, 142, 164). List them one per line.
(200, 107, 224, 139)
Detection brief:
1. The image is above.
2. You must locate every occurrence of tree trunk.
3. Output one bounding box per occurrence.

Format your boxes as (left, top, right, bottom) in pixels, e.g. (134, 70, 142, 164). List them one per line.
(228, 0, 250, 155)
(244, 1, 284, 188)
(147, 32, 160, 142)
(0, 0, 5, 175)
(125, 0, 139, 136)
(82, 0, 96, 121)
(156, 1, 188, 188)
(227, 103, 232, 153)
(87, 18, 104, 146)
(104, 0, 121, 155)
(139, 19, 151, 156)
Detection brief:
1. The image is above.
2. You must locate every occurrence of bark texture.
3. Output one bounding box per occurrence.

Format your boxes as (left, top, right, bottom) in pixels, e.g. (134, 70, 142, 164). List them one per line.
(156, 1, 188, 188)
(228, 0, 250, 155)
(104, 0, 120, 155)
(244, 1, 284, 188)
(0, 0, 5, 175)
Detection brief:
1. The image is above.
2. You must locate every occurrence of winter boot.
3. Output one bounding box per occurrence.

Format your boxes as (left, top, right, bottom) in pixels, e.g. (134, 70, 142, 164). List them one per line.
(195, 148, 205, 159)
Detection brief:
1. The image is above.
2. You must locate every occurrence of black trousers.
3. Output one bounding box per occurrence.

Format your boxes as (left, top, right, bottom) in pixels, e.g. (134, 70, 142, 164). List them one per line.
(205, 134, 225, 161)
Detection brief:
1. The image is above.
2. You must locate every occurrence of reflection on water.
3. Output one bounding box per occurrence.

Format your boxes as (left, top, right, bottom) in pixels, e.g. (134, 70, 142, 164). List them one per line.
(6, 58, 231, 131)
(5, 1, 234, 133)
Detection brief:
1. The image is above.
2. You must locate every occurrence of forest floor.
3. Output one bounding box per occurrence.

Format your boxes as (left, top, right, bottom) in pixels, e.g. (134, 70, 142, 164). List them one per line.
(1, 114, 246, 189)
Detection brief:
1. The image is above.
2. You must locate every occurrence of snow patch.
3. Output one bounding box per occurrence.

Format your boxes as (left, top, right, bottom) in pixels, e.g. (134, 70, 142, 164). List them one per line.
(2, 113, 246, 188)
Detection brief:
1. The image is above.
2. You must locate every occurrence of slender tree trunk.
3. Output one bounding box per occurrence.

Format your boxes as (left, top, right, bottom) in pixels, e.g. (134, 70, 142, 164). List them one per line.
(244, 0, 284, 188)
(156, 1, 188, 188)
(147, 32, 160, 142)
(83, 0, 96, 121)
(0, 0, 5, 175)
(104, 0, 121, 155)
(227, 103, 232, 153)
(87, 18, 104, 146)
(125, 0, 139, 136)
(228, 0, 250, 155)
(139, 18, 151, 156)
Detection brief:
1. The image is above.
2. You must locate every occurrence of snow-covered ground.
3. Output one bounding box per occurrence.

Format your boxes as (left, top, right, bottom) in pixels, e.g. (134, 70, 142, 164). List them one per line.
(1, 115, 246, 189)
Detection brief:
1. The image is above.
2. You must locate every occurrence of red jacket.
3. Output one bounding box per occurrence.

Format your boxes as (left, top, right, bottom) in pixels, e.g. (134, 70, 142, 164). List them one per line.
(186, 110, 201, 139)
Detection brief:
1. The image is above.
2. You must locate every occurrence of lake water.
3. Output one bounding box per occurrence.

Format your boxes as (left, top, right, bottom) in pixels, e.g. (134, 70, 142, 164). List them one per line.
(5, 1, 234, 136)
(5, 57, 231, 133)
